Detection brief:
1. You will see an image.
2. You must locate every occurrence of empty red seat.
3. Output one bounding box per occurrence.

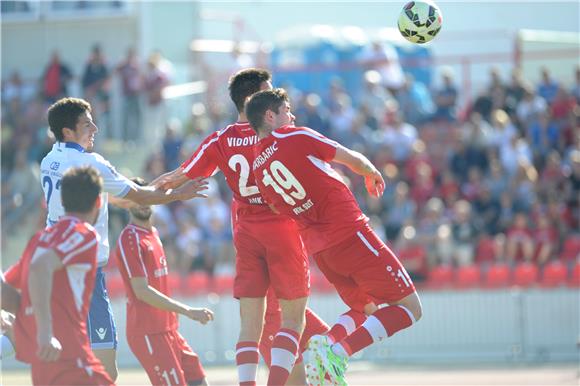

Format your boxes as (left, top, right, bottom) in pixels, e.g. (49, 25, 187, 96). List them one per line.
(483, 264, 511, 289)
(427, 265, 453, 289)
(540, 261, 568, 288)
(560, 236, 580, 262)
(455, 265, 481, 289)
(512, 262, 539, 288)
(569, 262, 580, 287)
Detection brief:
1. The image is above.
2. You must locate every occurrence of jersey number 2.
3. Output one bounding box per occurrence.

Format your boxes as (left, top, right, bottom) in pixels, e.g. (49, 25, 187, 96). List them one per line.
(42, 176, 61, 205)
(228, 154, 259, 197)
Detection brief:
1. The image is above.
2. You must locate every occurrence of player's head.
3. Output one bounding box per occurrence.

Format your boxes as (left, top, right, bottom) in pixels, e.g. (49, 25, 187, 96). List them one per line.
(128, 177, 153, 221)
(246, 88, 293, 136)
(228, 68, 272, 113)
(47, 97, 98, 150)
(60, 166, 103, 224)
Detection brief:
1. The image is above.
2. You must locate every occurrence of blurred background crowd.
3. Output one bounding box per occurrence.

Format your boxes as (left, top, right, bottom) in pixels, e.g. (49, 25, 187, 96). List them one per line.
(2, 38, 578, 286)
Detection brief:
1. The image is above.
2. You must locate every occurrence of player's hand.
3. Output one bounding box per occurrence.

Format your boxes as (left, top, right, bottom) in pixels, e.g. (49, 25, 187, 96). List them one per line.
(36, 336, 62, 362)
(174, 177, 209, 200)
(365, 170, 385, 197)
(185, 307, 214, 325)
(0, 310, 15, 332)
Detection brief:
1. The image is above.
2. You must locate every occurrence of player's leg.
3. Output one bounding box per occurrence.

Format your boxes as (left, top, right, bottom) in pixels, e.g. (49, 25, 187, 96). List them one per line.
(127, 332, 187, 385)
(173, 330, 208, 386)
(87, 268, 118, 381)
(233, 229, 270, 386)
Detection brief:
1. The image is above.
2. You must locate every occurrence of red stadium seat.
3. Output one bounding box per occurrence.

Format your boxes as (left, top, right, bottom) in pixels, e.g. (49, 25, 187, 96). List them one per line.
(475, 237, 497, 264)
(455, 264, 481, 289)
(569, 262, 580, 288)
(560, 236, 580, 262)
(540, 261, 568, 288)
(512, 262, 539, 288)
(105, 274, 126, 299)
(483, 263, 511, 289)
(426, 265, 454, 289)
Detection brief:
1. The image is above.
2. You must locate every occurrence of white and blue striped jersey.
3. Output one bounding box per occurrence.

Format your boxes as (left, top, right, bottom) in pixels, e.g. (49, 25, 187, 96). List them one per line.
(40, 142, 135, 266)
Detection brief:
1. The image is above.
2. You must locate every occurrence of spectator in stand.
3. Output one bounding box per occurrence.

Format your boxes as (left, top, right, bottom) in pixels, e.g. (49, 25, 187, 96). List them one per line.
(504, 212, 535, 264)
(533, 216, 558, 266)
(144, 51, 171, 147)
(461, 167, 484, 202)
(511, 162, 538, 213)
(175, 217, 204, 274)
(438, 169, 460, 203)
(116, 47, 142, 142)
(432, 67, 458, 122)
(359, 70, 392, 122)
(527, 110, 559, 167)
(41, 50, 73, 103)
(500, 135, 532, 177)
(485, 160, 510, 201)
(537, 67, 559, 105)
(384, 181, 416, 241)
(489, 109, 517, 151)
(358, 41, 405, 95)
(449, 200, 480, 266)
(202, 216, 234, 276)
(295, 93, 331, 137)
(410, 163, 436, 207)
(462, 111, 493, 149)
(497, 191, 515, 234)
(550, 87, 577, 131)
(328, 93, 356, 141)
(162, 118, 184, 171)
(516, 85, 548, 132)
(540, 150, 565, 196)
(3, 71, 35, 106)
(449, 137, 489, 183)
(82, 44, 111, 135)
(378, 100, 418, 164)
(416, 197, 447, 267)
(473, 185, 501, 236)
(336, 112, 373, 154)
(504, 68, 527, 115)
(396, 73, 434, 126)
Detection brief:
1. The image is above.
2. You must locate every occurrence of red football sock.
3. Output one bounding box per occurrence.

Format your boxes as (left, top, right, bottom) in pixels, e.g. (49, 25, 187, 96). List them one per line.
(335, 305, 415, 357)
(236, 341, 259, 386)
(327, 309, 367, 343)
(267, 328, 300, 386)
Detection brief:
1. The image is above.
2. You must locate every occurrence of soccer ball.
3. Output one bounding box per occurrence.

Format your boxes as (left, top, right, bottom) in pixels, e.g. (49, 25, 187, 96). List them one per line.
(397, 1, 443, 44)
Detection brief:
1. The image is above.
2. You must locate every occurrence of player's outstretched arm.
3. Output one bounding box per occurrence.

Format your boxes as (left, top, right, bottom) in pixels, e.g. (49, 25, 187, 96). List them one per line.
(151, 167, 191, 191)
(124, 176, 209, 206)
(332, 145, 385, 197)
(130, 278, 214, 325)
(28, 249, 64, 362)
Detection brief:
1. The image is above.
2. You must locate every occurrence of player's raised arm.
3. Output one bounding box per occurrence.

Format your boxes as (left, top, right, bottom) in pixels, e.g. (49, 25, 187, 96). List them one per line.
(123, 176, 209, 205)
(332, 144, 385, 197)
(28, 249, 64, 362)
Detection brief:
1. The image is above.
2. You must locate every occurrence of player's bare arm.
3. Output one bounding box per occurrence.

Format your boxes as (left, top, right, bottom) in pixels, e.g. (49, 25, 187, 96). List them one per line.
(124, 176, 209, 205)
(1, 278, 21, 314)
(150, 167, 190, 191)
(332, 145, 385, 197)
(28, 249, 64, 362)
(130, 277, 214, 325)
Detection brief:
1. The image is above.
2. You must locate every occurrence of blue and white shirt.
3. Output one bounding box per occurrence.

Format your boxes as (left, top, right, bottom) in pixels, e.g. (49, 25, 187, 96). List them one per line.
(40, 142, 135, 266)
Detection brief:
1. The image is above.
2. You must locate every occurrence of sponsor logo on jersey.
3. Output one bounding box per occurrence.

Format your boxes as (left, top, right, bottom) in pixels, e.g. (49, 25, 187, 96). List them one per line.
(96, 327, 107, 340)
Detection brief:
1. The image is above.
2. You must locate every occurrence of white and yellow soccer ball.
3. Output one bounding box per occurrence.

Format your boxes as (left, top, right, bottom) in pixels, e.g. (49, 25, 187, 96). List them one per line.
(397, 0, 443, 44)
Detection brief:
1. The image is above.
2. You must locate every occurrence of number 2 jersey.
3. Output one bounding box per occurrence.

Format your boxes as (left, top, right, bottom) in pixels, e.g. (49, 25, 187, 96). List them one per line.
(40, 142, 136, 266)
(252, 125, 369, 255)
(4, 217, 99, 364)
(181, 121, 273, 217)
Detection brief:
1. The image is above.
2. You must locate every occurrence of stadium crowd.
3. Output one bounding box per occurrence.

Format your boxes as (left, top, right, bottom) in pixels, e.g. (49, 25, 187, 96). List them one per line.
(2, 45, 579, 286)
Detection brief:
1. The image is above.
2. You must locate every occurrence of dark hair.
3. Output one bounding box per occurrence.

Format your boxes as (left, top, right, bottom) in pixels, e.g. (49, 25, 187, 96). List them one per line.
(228, 68, 271, 113)
(61, 166, 103, 213)
(245, 88, 289, 134)
(47, 97, 92, 142)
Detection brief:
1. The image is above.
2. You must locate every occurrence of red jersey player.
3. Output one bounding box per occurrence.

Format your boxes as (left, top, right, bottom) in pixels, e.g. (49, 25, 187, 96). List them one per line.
(114, 177, 213, 386)
(247, 89, 423, 386)
(4, 166, 113, 385)
(153, 68, 332, 386)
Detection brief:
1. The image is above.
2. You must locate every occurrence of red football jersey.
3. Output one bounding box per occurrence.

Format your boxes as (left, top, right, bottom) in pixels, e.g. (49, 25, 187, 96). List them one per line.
(181, 122, 271, 216)
(252, 126, 368, 255)
(5, 216, 98, 364)
(115, 224, 178, 335)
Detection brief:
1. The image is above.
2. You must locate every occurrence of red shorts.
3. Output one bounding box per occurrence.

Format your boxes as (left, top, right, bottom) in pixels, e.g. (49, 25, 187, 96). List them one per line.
(232, 206, 309, 300)
(31, 357, 112, 386)
(259, 291, 329, 366)
(127, 330, 205, 385)
(313, 223, 416, 312)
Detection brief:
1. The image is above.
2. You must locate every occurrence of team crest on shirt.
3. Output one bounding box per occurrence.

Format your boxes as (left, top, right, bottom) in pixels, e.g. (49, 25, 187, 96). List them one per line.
(96, 328, 107, 340)
(50, 162, 60, 170)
